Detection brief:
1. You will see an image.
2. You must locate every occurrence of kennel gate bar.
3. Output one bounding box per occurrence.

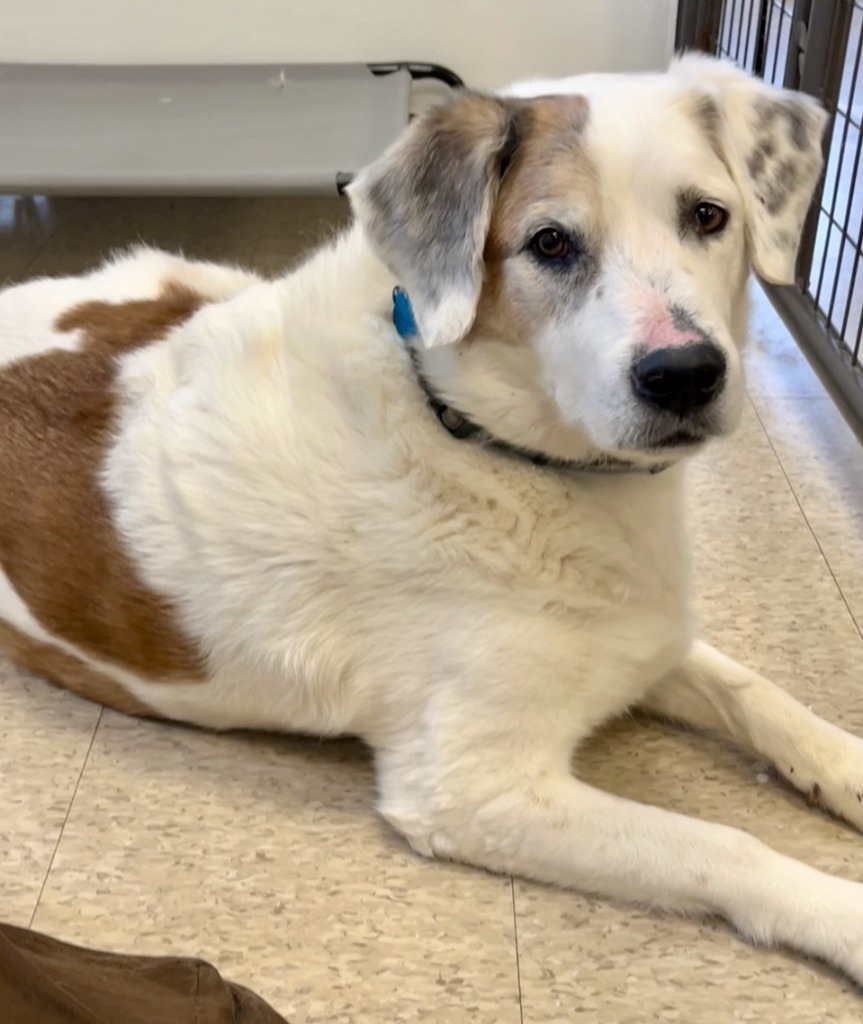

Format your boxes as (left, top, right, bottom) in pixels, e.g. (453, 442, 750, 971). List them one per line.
(677, 0, 863, 443)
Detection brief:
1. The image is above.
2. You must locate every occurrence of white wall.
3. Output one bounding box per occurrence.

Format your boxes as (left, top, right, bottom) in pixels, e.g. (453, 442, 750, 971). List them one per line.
(1, 0, 678, 89)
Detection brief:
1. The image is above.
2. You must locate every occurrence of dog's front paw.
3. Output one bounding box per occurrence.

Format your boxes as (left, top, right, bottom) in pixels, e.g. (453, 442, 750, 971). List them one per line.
(835, 896, 863, 990)
(847, 940, 863, 991)
(784, 727, 863, 832)
(816, 777, 863, 835)
(761, 868, 863, 989)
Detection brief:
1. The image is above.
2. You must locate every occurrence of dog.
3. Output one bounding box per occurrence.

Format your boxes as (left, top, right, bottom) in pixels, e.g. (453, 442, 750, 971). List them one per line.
(1, 53, 861, 986)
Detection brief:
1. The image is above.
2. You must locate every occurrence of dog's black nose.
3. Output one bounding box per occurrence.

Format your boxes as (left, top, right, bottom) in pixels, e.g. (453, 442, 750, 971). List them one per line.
(631, 343, 726, 416)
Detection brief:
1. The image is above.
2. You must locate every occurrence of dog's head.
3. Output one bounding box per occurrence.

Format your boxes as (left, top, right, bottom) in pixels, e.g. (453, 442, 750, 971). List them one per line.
(349, 54, 827, 466)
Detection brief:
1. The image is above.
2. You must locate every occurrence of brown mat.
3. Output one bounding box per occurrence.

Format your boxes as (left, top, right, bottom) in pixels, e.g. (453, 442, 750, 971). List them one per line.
(0, 922, 288, 1024)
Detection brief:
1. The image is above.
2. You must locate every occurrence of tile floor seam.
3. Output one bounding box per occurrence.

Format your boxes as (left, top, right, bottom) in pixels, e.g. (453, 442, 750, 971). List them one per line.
(246, 219, 269, 268)
(17, 235, 56, 281)
(16, 206, 65, 280)
(510, 878, 525, 1024)
(27, 706, 103, 929)
(750, 398, 863, 644)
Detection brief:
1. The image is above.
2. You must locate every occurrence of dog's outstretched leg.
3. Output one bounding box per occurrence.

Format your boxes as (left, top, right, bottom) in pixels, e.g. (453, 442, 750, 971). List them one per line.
(640, 640, 863, 830)
(379, 760, 863, 985)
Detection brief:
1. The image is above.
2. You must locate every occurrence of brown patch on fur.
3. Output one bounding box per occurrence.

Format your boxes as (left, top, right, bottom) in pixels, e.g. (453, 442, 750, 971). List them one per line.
(476, 95, 595, 342)
(490, 95, 592, 261)
(0, 620, 160, 717)
(0, 283, 207, 691)
(808, 782, 823, 808)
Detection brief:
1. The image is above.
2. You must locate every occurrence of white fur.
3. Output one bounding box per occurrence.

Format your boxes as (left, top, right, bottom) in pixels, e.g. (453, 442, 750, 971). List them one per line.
(1, 58, 861, 988)
(0, 247, 261, 369)
(505, 54, 828, 286)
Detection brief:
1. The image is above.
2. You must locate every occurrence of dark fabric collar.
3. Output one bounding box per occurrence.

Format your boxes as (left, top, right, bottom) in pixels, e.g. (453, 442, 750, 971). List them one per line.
(392, 288, 669, 476)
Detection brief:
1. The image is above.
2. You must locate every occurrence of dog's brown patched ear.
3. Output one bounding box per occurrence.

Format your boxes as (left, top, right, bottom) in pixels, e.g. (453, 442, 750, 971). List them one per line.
(349, 93, 521, 348)
(674, 53, 828, 285)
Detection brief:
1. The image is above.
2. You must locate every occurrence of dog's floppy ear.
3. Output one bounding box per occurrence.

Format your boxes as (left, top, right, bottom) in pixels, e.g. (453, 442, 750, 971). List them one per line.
(348, 93, 520, 347)
(674, 53, 828, 285)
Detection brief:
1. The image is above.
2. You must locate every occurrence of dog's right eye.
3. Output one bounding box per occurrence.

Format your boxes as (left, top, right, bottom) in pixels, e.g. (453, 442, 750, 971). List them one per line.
(692, 202, 728, 237)
(530, 228, 574, 264)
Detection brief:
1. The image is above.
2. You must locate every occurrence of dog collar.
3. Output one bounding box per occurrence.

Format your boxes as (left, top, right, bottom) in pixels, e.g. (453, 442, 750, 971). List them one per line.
(392, 288, 669, 476)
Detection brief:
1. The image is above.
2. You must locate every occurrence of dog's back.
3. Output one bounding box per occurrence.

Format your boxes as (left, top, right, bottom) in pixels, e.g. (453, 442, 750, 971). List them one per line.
(0, 251, 259, 713)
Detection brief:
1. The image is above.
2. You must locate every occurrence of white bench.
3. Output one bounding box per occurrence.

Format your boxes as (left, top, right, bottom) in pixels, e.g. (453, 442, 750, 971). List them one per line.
(0, 62, 461, 196)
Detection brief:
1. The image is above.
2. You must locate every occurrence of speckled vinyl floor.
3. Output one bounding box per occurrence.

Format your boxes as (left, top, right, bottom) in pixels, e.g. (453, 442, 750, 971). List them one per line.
(1, 195, 861, 1022)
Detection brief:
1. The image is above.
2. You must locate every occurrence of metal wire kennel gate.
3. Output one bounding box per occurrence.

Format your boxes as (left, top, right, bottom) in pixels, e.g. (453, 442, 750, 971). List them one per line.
(677, 0, 863, 442)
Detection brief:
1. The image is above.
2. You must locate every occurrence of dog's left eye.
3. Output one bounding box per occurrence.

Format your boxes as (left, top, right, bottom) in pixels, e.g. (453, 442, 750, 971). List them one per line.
(692, 202, 728, 237)
(530, 228, 573, 262)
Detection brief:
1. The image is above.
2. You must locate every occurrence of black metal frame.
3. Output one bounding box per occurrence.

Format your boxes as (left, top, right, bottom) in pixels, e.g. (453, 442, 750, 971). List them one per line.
(678, 0, 863, 443)
(369, 62, 465, 90)
(335, 62, 464, 194)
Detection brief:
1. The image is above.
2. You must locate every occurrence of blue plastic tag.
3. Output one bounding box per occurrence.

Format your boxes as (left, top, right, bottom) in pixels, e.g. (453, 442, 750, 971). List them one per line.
(392, 287, 419, 341)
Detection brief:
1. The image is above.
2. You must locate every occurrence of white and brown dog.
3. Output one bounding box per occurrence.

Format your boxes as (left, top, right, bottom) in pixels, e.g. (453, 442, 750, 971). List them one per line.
(1, 54, 862, 984)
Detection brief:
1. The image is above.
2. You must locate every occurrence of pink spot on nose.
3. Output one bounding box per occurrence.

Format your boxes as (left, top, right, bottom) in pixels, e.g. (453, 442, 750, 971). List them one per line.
(641, 309, 702, 351)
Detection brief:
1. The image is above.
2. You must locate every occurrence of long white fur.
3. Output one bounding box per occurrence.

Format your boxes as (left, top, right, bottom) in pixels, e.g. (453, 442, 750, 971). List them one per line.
(0, 56, 861, 986)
